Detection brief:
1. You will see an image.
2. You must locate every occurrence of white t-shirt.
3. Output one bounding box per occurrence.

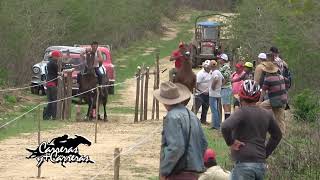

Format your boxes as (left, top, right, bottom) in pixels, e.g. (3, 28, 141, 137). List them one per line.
(209, 69, 223, 97)
(196, 69, 212, 95)
(198, 166, 230, 180)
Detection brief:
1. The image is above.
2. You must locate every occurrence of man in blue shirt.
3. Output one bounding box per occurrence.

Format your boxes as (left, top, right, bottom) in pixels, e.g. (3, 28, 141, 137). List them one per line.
(153, 81, 208, 180)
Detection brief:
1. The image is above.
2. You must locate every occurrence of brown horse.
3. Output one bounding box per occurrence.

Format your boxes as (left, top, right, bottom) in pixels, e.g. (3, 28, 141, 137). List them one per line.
(175, 56, 196, 105)
(78, 51, 108, 121)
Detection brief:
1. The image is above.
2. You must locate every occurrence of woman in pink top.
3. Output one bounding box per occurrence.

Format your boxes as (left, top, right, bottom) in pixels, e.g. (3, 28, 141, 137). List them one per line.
(231, 63, 245, 110)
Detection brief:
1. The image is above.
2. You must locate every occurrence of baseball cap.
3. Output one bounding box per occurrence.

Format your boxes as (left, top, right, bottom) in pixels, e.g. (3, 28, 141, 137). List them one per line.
(244, 62, 253, 68)
(204, 148, 216, 163)
(220, 53, 228, 61)
(51, 50, 62, 58)
(202, 60, 211, 67)
(235, 63, 243, 69)
(258, 53, 267, 60)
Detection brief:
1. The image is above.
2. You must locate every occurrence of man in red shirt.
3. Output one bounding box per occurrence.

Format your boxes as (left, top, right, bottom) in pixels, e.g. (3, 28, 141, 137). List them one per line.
(169, 42, 189, 82)
(43, 50, 62, 120)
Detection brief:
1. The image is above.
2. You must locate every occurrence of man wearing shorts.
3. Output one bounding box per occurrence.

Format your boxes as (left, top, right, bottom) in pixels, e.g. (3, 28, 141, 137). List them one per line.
(218, 54, 232, 120)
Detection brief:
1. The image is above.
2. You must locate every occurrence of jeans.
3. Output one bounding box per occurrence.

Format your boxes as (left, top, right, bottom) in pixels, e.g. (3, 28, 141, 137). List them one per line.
(194, 94, 209, 122)
(43, 86, 57, 120)
(209, 96, 221, 129)
(231, 162, 266, 180)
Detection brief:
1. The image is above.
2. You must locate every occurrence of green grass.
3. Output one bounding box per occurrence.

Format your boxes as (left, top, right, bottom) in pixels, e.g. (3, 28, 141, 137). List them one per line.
(203, 127, 233, 170)
(0, 104, 65, 141)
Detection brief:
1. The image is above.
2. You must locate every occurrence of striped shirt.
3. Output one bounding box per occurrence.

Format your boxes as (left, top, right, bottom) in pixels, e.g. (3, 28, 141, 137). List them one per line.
(262, 73, 288, 107)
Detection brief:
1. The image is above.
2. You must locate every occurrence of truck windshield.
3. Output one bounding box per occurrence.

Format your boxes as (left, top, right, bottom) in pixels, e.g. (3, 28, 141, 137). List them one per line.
(203, 27, 218, 40)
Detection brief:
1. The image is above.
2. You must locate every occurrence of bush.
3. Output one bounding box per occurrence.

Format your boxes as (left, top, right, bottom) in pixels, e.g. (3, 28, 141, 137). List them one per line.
(4, 95, 17, 104)
(293, 89, 320, 122)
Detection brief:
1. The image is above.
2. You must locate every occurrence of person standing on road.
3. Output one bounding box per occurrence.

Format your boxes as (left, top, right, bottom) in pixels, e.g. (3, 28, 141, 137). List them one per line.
(209, 60, 223, 130)
(43, 50, 62, 120)
(218, 54, 232, 120)
(194, 60, 212, 124)
(154, 81, 208, 180)
(169, 42, 189, 82)
(221, 80, 282, 180)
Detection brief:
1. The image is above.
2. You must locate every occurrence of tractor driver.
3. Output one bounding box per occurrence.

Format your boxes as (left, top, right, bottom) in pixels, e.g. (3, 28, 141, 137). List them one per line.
(169, 42, 190, 82)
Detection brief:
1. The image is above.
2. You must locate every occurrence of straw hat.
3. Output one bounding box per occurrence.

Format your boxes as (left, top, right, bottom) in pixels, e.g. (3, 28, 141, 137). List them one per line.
(153, 82, 191, 105)
(262, 62, 279, 73)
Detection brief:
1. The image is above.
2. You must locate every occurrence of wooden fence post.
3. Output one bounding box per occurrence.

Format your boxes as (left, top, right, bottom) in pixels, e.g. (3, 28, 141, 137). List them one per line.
(134, 67, 141, 123)
(151, 70, 156, 120)
(56, 61, 64, 120)
(156, 51, 160, 120)
(95, 88, 99, 143)
(114, 148, 120, 180)
(139, 67, 145, 121)
(144, 67, 149, 120)
(37, 106, 41, 178)
(63, 70, 73, 120)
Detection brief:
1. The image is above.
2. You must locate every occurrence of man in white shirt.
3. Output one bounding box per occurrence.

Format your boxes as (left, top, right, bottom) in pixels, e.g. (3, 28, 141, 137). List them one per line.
(194, 60, 212, 124)
(209, 60, 224, 130)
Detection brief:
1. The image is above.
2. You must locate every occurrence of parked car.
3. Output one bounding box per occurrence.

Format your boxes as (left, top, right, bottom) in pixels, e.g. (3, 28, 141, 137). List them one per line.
(31, 45, 116, 95)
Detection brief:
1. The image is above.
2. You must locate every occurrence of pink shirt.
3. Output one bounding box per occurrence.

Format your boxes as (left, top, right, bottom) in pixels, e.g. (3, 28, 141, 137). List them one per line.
(231, 71, 245, 95)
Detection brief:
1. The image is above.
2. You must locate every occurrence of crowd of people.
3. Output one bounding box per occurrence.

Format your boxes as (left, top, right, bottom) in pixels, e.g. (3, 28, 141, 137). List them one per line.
(154, 45, 290, 179)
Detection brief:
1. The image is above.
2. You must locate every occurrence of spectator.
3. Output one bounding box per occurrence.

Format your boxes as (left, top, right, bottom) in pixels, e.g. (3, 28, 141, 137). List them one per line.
(221, 80, 282, 180)
(231, 63, 245, 110)
(209, 60, 223, 130)
(199, 148, 230, 180)
(257, 54, 288, 134)
(254, 53, 268, 86)
(270, 46, 288, 75)
(242, 62, 254, 80)
(218, 54, 232, 120)
(194, 60, 212, 124)
(43, 50, 62, 120)
(154, 82, 208, 180)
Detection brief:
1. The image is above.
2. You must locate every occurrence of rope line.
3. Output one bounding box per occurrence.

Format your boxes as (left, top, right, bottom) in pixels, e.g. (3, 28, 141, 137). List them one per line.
(0, 76, 138, 129)
(90, 125, 162, 180)
(0, 77, 59, 92)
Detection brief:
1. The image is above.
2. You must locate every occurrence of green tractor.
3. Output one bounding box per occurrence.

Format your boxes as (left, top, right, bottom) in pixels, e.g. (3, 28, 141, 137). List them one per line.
(190, 14, 233, 67)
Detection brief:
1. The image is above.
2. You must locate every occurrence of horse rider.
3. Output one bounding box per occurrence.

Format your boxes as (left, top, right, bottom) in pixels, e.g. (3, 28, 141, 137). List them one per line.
(80, 41, 104, 85)
(169, 42, 190, 82)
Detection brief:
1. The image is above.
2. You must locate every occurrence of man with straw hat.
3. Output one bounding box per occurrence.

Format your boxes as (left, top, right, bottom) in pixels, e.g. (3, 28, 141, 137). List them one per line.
(257, 53, 288, 134)
(154, 81, 208, 180)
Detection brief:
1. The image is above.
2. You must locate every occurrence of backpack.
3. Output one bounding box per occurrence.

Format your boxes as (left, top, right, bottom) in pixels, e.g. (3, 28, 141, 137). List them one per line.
(282, 66, 292, 89)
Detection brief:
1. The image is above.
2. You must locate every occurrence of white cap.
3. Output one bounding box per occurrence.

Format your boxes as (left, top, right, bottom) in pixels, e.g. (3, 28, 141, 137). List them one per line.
(258, 53, 267, 59)
(220, 54, 228, 61)
(202, 60, 211, 67)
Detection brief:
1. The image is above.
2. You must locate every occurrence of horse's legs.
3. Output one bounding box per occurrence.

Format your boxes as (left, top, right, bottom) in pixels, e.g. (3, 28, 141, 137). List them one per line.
(103, 100, 107, 121)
